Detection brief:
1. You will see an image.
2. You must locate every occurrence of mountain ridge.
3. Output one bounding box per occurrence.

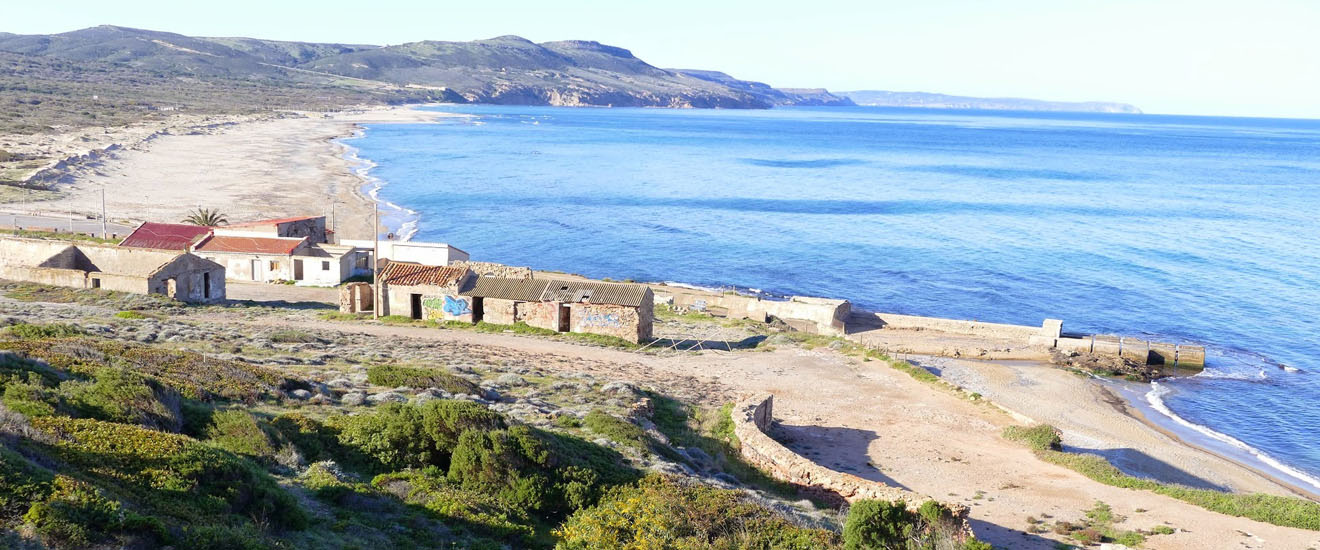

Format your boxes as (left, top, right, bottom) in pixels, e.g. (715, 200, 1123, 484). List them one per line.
(840, 90, 1141, 114)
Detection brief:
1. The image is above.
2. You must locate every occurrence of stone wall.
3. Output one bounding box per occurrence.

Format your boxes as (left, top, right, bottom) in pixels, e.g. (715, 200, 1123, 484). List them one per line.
(452, 261, 533, 279)
(567, 302, 648, 343)
(659, 291, 850, 336)
(871, 312, 1055, 341)
(517, 301, 561, 332)
(482, 297, 519, 325)
(339, 282, 372, 313)
(732, 394, 971, 536)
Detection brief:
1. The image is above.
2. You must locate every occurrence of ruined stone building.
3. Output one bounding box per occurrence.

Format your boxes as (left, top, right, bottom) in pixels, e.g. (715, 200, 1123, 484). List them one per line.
(0, 237, 224, 303)
(367, 261, 655, 343)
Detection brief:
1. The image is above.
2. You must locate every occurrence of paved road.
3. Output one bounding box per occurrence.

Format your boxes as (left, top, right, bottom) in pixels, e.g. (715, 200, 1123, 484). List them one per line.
(0, 211, 134, 237)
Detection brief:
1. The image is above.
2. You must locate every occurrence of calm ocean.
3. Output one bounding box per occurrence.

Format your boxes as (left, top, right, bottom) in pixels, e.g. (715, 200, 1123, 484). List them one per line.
(347, 104, 1320, 495)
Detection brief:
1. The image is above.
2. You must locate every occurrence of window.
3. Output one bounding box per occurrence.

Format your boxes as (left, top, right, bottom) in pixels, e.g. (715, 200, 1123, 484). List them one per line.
(90, 277, 100, 289)
(203, 272, 211, 298)
(322, 261, 331, 271)
(270, 261, 279, 270)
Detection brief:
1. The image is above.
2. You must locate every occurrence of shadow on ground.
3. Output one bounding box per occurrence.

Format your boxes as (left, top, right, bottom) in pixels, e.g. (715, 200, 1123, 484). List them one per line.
(1068, 445, 1231, 492)
(771, 422, 911, 490)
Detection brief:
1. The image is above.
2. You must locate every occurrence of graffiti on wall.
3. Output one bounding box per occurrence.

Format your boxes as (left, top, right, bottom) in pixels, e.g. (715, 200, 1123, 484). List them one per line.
(422, 296, 471, 318)
(582, 312, 622, 328)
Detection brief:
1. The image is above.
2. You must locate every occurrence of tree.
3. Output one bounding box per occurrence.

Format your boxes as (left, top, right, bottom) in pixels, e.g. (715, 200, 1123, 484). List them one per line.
(182, 208, 228, 226)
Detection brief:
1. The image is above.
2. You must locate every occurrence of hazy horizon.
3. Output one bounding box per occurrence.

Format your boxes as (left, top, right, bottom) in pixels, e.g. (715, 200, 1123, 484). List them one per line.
(5, 0, 1319, 119)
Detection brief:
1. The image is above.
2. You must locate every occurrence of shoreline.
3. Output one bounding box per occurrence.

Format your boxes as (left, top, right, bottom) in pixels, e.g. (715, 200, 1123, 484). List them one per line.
(16, 100, 1318, 506)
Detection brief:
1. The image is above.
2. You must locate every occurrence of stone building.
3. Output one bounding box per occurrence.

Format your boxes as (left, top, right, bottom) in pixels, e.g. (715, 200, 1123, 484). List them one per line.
(119, 222, 213, 251)
(459, 276, 654, 343)
(220, 216, 328, 244)
(191, 234, 362, 286)
(377, 261, 475, 321)
(0, 237, 224, 303)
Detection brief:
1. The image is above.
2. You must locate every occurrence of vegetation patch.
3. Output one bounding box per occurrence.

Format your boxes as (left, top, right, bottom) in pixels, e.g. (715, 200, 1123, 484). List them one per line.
(1002, 424, 1063, 452)
(4, 323, 84, 339)
(1004, 423, 1320, 531)
(555, 475, 856, 550)
(268, 329, 320, 344)
(365, 364, 482, 394)
(843, 499, 988, 550)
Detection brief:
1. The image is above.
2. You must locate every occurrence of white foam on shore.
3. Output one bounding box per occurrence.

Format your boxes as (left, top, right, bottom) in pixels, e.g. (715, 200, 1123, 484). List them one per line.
(336, 128, 419, 242)
(1146, 381, 1320, 492)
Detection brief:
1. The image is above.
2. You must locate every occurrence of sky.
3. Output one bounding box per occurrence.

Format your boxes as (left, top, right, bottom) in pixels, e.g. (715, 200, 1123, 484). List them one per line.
(5, 0, 1320, 118)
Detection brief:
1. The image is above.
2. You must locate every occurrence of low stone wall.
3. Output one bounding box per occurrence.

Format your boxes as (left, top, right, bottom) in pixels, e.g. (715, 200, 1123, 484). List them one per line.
(731, 394, 971, 536)
(871, 312, 1056, 341)
(453, 261, 532, 279)
(658, 290, 850, 336)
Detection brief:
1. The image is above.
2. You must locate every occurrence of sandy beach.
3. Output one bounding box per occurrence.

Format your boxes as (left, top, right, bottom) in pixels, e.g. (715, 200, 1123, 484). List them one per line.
(3, 102, 1318, 548)
(2, 105, 448, 240)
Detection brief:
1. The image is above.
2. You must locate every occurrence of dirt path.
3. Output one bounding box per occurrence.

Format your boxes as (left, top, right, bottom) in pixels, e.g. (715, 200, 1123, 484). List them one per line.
(181, 310, 1320, 549)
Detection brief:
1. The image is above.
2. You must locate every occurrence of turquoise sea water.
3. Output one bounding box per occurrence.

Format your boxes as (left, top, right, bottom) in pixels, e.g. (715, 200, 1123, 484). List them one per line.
(348, 104, 1320, 495)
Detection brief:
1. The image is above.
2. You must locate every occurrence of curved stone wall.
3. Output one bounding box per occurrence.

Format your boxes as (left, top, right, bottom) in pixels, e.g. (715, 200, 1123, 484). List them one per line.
(732, 394, 971, 533)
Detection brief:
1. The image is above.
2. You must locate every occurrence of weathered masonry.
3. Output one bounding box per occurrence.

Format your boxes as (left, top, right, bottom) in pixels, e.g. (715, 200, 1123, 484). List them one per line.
(461, 277, 655, 343)
(0, 237, 224, 303)
(370, 261, 655, 343)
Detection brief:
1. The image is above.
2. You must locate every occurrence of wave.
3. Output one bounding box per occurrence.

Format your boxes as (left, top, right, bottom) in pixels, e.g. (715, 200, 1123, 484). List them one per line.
(1146, 382, 1320, 492)
(336, 129, 419, 241)
(1191, 368, 1268, 381)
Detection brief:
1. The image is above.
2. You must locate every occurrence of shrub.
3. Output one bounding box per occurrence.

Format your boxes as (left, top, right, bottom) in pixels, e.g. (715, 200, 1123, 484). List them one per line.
(4, 324, 84, 339)
(842, 499, 976, 550)
(555, 475, 838, 550)
(0, 446, 52, 517)
(373, 470, 533, 541)
(365, 364, 481, 395)
(0, 338, 286, 402)
(28, 416, 307, 530)
(268, 329, 318, 344)
(206, 409, 275, 461)
(1, 378, 58, 417)
(1002, 424, 1062, 451)
(63, 367, 182, 432)
(113, 311, 150, 320)
(583, 410, 650, 451)
(22, 475, 163, 549)
(332, 399, 505, 472)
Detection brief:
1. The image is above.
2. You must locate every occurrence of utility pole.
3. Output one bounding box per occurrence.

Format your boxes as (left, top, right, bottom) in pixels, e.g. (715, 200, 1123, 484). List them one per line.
(372, 207, 380, 319)
(329, 202, 336, 241)
(100, 187, 107, 239)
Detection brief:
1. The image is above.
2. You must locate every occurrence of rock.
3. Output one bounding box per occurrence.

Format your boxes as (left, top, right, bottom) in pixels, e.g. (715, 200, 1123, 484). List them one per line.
(290, 389, 313, 400)
(367, 392, 408, 404)
(341, 391, 367, 406)
(496, 373, 527, 386)
(600, 381, 638, 396)
(325, 378, 353, 389)
(713, 472, 739, 486)
(683, 447, 712, 465)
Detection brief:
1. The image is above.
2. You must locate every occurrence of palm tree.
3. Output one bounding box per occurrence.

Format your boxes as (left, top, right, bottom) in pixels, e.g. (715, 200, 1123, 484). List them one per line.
(182, 208, 228, 227)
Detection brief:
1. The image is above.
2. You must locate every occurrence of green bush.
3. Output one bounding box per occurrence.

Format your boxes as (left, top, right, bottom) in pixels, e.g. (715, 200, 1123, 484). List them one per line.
(28, 416, 307, 530)
(3, 324, 84, 339)
(555, 475, 838, 550)
(0, 338, 287, 402)
(0, 446, 52, 517)
(842, 499, 978, 550)
(373, 469, 533, 541)
(1, 378, 58, 417)
(206, 409, 275, 461)
(63, 367, 182, 432)
(113, 311, 151, 320)
(365, 364, 481, 394)
(583, 410, 650, 451)
(332, 399, 505, 472)
(268, 329, 319, 344)
(22, 475, 164, 549)
(1002, 424, 1063, 451)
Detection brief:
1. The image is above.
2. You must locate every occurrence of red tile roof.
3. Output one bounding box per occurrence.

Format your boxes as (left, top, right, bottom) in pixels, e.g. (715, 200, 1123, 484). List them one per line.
(118, 222, 212, 250)
(194, 235, 306, 255)
(225, 216, 322, 228)
(379, 261, 469, 287)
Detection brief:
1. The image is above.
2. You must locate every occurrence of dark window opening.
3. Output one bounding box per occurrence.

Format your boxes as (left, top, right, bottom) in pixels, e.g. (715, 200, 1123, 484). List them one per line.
(322, 261, 330, 271)
(90, 278, 100, 289)
(203, 272, 211, 298)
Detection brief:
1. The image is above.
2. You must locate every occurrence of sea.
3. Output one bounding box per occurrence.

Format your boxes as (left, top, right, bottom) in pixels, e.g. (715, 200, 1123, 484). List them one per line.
(344, 104, 1320, 497)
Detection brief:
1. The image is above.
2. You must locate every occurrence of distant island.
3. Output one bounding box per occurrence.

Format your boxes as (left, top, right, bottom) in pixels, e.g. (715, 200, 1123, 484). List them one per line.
(840, 90, 1141, 114)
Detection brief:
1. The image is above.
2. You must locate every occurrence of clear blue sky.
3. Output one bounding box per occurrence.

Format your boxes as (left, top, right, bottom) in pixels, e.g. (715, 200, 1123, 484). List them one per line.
(6, 0, 1319, 118)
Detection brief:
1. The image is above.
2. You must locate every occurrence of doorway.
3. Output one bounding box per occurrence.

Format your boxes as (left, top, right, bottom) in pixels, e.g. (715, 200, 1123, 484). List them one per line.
(472, 297, 484, 323)
(558, 305, 572, 333)
(410, 293, 423, 320)
(250, 259, 260, 281)
(293, 259, 304, 281)
(166, 278, 178, 299)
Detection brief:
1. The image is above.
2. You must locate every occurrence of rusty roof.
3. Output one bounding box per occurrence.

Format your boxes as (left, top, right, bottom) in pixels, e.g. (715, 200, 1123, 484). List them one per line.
(380, 261, 469, 287)
(539, 279, 652, 307)
(118, 222, 212, 250)
(460, 276, 551, 302)
(226, 215, 322, 228)
(194, 235, 306, 255)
